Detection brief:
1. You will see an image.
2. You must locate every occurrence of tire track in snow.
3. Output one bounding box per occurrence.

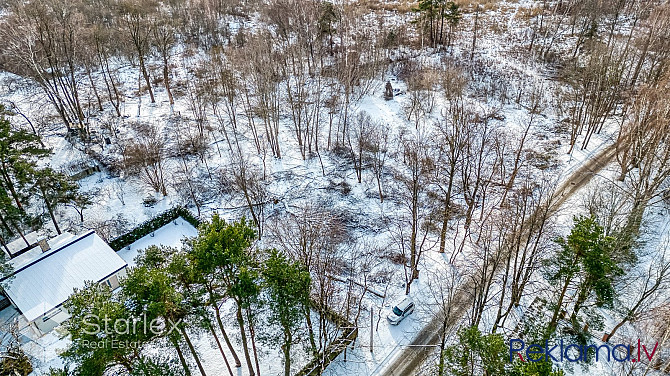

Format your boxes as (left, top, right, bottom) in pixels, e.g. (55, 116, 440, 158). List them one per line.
(376, 142, 618, 376)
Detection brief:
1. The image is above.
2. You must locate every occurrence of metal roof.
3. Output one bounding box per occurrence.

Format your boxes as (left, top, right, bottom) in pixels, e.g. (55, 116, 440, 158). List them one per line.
(3, 231, 127, 322)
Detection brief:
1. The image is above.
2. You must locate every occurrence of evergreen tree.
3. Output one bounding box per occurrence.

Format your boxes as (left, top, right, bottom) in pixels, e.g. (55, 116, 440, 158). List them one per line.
(189, 215, 258, 376)
(444, 1, 462, 48)
(123, 254, 207, 376)
(167, 249, 237, 376)
(413, 0, 439, 47)
(509, 358, 564, 376)
(544, 216, 624, 337)
(30, 168, 86, 235)
(0, 105, 49, 212)
(318, 2, 339, 55)
(443, 326, 508, 376)
(262, 249, 311, 376)
(0, 251, 13, 293)
(189, 215, 258, 375)
(0, 105, 85, 240)
(0, 106, 49, 245)
(62, 282, 153, 375)
(0, 185, 28, 250)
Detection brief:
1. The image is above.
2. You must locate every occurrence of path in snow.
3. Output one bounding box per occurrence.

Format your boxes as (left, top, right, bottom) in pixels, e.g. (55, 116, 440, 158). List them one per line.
(376, 143, 619, 376)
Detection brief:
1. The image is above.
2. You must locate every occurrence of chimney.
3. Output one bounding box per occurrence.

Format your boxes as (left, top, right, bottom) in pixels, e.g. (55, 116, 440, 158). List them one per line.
(38, 239, 51, 253)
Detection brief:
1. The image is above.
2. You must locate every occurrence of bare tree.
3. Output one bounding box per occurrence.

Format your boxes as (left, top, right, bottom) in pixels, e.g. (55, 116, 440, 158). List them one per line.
(227, 153, 269, 237)
(491, 179, 557, 332)
(616, 73, 670, 237)
(121, 122, 168, 195)
(389, 129, 436, 294)
(563, 41, 625, 153)
(268, 202, 347, 354)
(433, 100, 471, 254)
(368, 120, 390, 202)
(117, 0, 157, 103)
(403, 67, 437, 129)
(153, 11, 177, 106)
(607, 239, 670, 342)
(426, 265, 463, 376)
(0, 0, 88, 129)
(347, 111, 374, 183)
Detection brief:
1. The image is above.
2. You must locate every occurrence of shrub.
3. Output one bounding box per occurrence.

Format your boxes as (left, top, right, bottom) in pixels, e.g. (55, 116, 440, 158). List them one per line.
(108, 207, 200, 251)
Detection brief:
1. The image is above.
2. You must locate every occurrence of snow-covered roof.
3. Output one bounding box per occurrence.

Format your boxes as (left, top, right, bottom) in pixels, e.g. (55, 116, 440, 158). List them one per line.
(9, 232, 76, 270)
(2, 231, 127, 322)
(4, 232, 41, 257)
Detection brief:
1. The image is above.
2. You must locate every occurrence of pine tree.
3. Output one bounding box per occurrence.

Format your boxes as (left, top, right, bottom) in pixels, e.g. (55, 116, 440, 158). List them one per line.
(0, 251, 13, 293)
(262, 250, 311, 376)
(187, 215, 257, 372)
(544, 216, 624, 336)
(0, 105, 49, 245)
(0, 186, 27, 251)
(444, 2, 462, 48)
(62, 282, 153, 376)
(318, 2, 339, 55)
(124, 251, 208, 376)
(413, 0, 439, 47)
(443, 326, 508, 376)
(30, 168, 86, 235)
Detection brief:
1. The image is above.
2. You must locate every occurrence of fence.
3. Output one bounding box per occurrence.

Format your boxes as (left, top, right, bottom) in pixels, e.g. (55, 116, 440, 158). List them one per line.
(295, 301, 358, 376)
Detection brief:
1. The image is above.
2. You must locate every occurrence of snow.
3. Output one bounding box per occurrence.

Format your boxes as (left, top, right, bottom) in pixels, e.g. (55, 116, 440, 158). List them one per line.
(3, 218, 318, 376)
(3, 231, 127, 322)
(117, 217, 198, 267)
(0, 0, 664, 373)
(321, 251, 456, 376)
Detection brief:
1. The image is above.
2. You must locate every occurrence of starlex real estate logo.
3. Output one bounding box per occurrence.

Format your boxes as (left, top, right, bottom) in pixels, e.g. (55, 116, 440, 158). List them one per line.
(509, 338, 659, 363)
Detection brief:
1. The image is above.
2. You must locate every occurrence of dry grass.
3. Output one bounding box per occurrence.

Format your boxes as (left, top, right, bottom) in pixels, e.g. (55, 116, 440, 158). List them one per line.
(453, 0, 501, 13)
(363, 0, 416, 13)
(514, 5, 542, 20)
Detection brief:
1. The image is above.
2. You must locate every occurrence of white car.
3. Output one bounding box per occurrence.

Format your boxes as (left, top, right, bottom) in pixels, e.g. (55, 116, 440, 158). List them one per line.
(387, 298, 415, 325)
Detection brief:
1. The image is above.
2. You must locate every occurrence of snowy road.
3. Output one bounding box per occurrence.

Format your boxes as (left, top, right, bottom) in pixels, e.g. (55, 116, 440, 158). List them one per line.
(376, 143, 619, 376)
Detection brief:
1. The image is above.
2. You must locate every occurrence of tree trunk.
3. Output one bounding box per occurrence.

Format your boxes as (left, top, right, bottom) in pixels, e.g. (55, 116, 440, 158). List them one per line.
(212, 301, 242, 368)
(40, 185, 61, 235)
(548, 276, 572, 335)
(438, 168, 455, 253)
(236, 304, 256, 376)
(0, 167, 24, 212)
(163, 54, 174, 105)
(304, 307, 317, 354)
(246, 307, 262, 376)
(208, 324, 234, 376)
(180, 328, 207, 376)
(172, 337, 192, 376)
(138, 54, 155, 103)
(283, 329, 292, 376)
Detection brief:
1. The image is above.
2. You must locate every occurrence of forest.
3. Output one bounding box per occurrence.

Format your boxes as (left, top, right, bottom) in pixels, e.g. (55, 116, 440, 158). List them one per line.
(0, 0, 669, 374)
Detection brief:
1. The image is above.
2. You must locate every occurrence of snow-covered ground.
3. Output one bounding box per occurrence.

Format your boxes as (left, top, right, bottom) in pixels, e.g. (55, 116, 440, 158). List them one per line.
(1, 0, 665, 374)
(117, 217, 198, 267)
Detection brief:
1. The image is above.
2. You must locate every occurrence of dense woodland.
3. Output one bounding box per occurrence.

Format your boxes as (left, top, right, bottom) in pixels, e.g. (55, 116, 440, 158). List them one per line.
(0, 0, 669, 374)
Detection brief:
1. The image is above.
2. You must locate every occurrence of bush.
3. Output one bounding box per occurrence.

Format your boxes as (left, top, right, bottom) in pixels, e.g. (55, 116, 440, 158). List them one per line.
(109, 207, 200, 251)
(0, 346, 33, 376)
(142, 196, 158, 207)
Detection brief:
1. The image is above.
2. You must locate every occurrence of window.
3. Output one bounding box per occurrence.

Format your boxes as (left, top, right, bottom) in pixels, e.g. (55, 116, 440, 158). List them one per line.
(393, 307, 403, 316)
(43, 308, 62, 322)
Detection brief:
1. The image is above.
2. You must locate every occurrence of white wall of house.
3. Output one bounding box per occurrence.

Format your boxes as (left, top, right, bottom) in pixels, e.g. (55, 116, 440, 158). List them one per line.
(29, 267, 127, 335)
(33, 307, 70, 333)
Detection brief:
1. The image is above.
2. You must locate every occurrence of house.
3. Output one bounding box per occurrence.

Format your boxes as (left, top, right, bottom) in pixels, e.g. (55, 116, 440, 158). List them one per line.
(0, 230, 128, 334)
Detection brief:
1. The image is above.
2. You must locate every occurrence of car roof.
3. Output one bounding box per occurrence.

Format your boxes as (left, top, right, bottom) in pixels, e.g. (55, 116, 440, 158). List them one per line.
(396, 297, 414, 310)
